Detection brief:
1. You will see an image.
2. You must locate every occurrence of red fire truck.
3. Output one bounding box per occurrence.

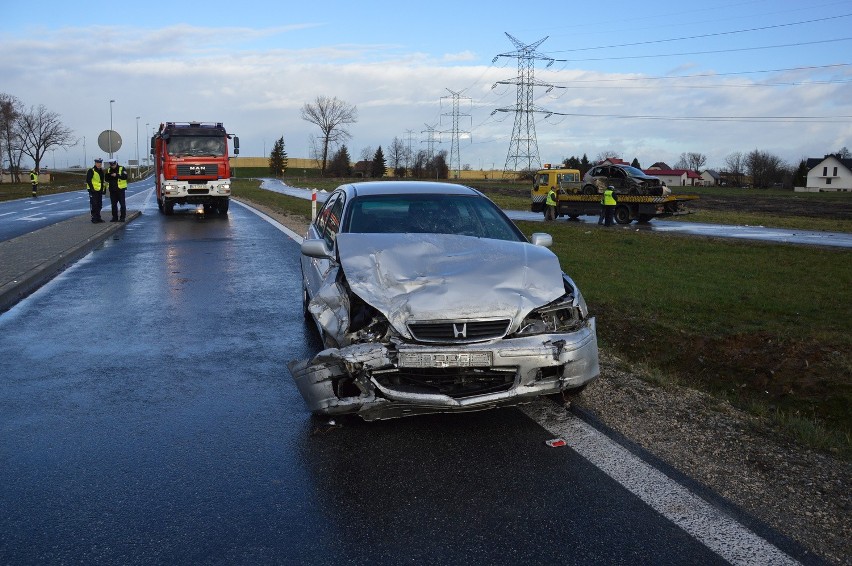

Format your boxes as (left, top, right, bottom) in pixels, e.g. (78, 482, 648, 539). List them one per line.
(151, 122, 239, 215)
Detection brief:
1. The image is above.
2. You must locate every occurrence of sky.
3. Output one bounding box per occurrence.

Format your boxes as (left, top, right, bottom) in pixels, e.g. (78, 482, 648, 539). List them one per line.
(3, 0, 851, 171)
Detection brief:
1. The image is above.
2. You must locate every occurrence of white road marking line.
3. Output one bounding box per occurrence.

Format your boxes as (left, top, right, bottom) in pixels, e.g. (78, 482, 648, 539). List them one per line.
(231, 200, 303, 243)
(521, 402, 799, 566)
(0, 212, 15, 217)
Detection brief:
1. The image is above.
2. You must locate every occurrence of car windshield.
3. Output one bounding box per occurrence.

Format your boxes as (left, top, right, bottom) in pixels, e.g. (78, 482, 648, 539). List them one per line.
(621, 166, 650, 178)
(346, 194, 525, 242)
(167, 136, 226, 156)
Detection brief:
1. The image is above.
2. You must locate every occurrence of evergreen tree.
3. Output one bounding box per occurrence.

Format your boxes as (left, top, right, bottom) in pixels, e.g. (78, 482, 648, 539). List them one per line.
(631, 157, 641, 169)
(563, 155, 581, 170)
(793, 159, 808, 187)
(370, 146, 386, 178)
(580, 154, 590, 176)
(328, 145, 352, 177)
(268, 136, 288, 177)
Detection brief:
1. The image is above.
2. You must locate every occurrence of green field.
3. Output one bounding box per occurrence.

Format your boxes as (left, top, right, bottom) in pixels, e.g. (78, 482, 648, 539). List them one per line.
(232, 178, 852, 457)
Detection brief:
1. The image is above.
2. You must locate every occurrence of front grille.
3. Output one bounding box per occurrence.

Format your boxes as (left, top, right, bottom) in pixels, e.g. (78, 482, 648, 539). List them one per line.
(375, 368, 515, 398)
(177, 164, 218, 176)
(408, 319, 511, 343)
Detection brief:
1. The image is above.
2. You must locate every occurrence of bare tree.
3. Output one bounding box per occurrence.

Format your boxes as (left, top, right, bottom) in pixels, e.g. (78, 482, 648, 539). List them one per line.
(594, 150, 621, 164)
(18, 104, 75, 173)
(359, 145, 373, 162)
(837, 146, 851, 159)
(724, 151, 745, 187)
(0, 93, 24, 182)
(388, 136, 407, 177)
(300, 96, 357, 175)
(745, 149, 786, 188)
(675, 152, 707, 172)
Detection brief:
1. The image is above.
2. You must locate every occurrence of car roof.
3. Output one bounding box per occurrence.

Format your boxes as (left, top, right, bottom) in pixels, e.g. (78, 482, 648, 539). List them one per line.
(336, 181, 482, 198)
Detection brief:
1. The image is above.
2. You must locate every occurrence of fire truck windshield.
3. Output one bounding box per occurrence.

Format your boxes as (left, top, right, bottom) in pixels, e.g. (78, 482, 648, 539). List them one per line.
(167, 136, 226, 157)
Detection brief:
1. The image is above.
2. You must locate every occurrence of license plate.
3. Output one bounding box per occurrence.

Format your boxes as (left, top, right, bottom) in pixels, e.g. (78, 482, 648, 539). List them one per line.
(398, 351, 492, 368)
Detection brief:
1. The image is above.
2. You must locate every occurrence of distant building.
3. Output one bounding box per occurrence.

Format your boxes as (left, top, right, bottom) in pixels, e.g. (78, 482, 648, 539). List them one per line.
(701, 169, 722, 186)
(647, 162, 672, 171)
(643, 168, 703, 187)
(800, 154, 852, 192)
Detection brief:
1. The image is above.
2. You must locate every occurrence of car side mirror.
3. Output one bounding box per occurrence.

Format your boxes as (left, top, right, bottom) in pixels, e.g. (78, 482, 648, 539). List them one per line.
(530, 233, 552, 248)
(301, 237, 334, 259)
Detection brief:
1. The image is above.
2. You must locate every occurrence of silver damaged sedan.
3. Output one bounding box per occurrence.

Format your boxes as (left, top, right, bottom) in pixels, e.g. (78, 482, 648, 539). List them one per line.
(290, 181, 599, 420)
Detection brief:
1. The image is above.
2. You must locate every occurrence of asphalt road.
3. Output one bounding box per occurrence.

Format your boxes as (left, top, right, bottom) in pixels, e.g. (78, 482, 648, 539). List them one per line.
(0, 193, 809, 564)
(0, 178, 153, 241)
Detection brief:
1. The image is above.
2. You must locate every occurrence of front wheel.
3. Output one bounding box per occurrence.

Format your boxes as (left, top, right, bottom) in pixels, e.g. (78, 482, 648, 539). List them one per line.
(614, 205, 632, 224)
(582, 185, 597, 195)
(217, 198, 229, 215)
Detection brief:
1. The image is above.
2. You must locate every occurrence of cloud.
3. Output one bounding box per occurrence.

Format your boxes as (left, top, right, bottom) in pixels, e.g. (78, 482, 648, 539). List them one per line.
(2, 25, 850, 169)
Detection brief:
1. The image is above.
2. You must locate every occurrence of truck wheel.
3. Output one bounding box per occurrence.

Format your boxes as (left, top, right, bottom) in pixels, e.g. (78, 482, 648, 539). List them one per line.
(157, 197, 164, 214)
(614, 205, 632, 224)
(582, 185, 596, 195)
(217, 198, 229, 215)
(164, 200, 174, 216)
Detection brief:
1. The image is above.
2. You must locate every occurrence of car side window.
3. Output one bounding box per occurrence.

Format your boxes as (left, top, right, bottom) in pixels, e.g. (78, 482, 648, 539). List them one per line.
(314, 194, 336, 236)
(322, 193, 345, 249)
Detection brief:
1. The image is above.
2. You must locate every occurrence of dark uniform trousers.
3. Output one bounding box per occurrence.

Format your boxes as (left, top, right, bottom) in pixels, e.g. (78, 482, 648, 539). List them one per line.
(109, 187, 126, 220)
(89, 190, 104, 221)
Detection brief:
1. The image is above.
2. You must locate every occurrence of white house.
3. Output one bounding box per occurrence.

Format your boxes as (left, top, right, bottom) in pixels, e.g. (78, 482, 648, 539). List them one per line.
(701, 169, 722, 186)
(801, 154, 852, 192)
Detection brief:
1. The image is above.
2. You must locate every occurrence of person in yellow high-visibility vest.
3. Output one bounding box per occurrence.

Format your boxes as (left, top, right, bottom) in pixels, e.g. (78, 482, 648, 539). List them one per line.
(86, 158, 106, 223)
(544, 186, 557, 221)
(106, 159, 128, 222)
(602, 185, 617, 226)
(30, 169, 39, 198)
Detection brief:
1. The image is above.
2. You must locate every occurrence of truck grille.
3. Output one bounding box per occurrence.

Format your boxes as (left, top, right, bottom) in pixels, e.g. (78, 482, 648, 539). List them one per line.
(408, 320, 510, 343)
(177, 164, 218, 177)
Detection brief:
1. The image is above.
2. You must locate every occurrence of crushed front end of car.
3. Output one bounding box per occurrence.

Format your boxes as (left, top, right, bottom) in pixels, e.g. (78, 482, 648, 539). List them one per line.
(289, 233, 599, 421)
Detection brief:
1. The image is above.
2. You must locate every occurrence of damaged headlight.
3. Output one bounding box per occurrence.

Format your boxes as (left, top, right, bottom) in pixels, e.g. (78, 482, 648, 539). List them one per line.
(514, 275, 588, 337)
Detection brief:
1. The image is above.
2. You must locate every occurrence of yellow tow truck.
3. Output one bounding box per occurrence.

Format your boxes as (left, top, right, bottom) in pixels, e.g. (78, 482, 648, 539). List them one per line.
(531, 164, 699, 224)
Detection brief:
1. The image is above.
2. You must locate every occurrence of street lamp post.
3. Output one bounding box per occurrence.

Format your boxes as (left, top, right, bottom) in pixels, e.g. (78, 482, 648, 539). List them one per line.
(145, 123, 150, 166)
(135, 116, 140, 179)
(83, 136, 86, 167)
(109, 99, 115, 159)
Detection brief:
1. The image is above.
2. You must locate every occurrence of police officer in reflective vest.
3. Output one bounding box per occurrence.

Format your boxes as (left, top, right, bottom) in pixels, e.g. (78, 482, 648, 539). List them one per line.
(106, 159, 128, 222)
(86, 158, 106, 223)
(602, 185, 617, 226)
(544, 186, 557, 221)
(30, 168, 38, 198)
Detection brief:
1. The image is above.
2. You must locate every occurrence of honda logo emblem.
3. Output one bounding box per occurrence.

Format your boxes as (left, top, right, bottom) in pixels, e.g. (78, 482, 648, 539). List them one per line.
(453, 323, 467, 339)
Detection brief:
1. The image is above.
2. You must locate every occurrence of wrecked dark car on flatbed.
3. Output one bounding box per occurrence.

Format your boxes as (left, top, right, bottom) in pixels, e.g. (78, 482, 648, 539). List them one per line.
(289, 181, 599, 420)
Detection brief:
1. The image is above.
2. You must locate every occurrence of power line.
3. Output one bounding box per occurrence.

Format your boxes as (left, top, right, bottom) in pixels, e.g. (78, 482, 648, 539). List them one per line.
(547, 13, 852, 54)
(548, 37, 852, 63)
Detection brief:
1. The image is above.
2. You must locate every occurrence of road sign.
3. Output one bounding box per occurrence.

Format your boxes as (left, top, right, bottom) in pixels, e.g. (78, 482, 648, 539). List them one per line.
(98, 130, 122, 154)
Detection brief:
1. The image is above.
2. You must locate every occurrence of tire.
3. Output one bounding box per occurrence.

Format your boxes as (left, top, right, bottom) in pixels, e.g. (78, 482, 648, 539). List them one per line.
(302, 286, 311, 319)
(217, 198, 229, 215)
(157, 197, 164, 214)
(164, 200, 174, 216)
(582, 185, 597, 195)
(614, 204, 632, 224)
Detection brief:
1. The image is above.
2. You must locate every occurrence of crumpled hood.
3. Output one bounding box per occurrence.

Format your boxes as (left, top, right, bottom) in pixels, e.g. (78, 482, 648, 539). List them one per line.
(336, 233, 565, 336)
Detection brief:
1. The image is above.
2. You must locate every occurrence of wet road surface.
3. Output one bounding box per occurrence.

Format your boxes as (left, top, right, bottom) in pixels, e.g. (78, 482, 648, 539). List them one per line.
(0, 178, 154, 241)
(0, 194, 805, 564)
